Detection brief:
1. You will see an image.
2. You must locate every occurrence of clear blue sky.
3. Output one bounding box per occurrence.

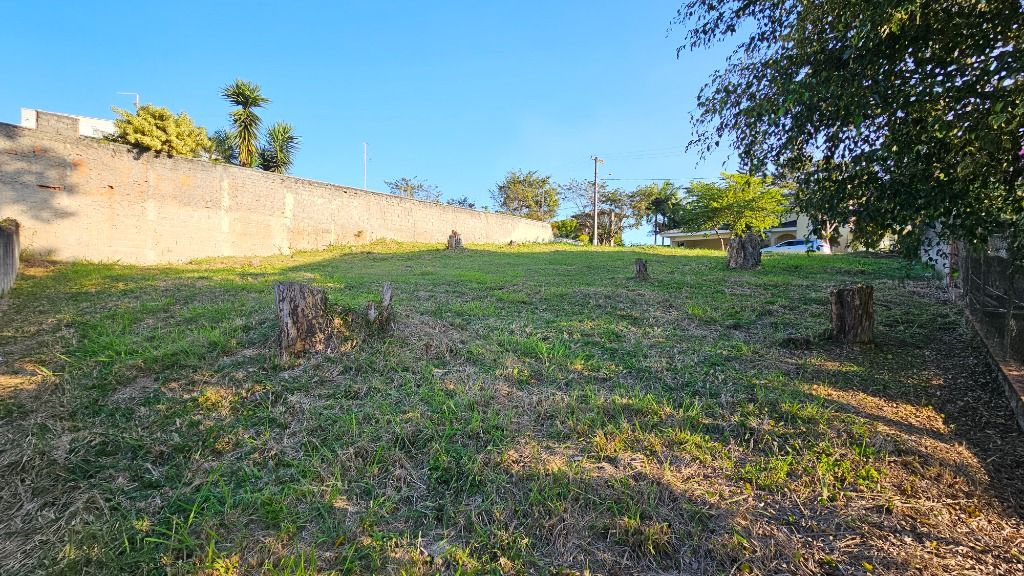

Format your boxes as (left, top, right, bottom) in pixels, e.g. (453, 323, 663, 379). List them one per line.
(0, 1, 737, 244)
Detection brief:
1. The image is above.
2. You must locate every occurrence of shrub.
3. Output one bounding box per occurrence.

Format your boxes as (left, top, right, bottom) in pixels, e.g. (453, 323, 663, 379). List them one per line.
(110, 104, 211, 157)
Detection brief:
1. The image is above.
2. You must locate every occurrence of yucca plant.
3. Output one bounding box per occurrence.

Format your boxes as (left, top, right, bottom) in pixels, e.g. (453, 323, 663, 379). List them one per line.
(259, 122, 300, 174)
(221, 79, 269, 167)
(207, 129, 238, 164)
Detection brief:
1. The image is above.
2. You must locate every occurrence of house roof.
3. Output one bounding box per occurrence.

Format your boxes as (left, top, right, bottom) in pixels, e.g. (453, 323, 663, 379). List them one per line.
(661, 229, 731, 239)
(662, 222, 797, 239)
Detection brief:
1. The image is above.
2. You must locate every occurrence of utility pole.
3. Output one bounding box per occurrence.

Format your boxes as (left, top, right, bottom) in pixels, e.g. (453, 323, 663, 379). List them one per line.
(591, 156, 603, 246)
(363, 143, 368, 190)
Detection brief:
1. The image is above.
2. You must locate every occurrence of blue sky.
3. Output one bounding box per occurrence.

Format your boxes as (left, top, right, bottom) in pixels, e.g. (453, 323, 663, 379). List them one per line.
(0, 1, 737, 244)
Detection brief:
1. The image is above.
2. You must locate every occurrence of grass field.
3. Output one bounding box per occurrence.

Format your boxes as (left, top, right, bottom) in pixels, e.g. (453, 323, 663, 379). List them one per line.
(1, 242, 1022, 575)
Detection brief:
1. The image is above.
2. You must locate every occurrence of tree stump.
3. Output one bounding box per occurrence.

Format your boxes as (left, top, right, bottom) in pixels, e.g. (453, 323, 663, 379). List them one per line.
(0, 218, 19, 297)
(829, 284, 874, 344)
(447, 230, 463, 250)
(634, 258, 651, 281)
(365, 282, 395, 332)
(275, 282, 334, 360)
(727, 232, 763, 269)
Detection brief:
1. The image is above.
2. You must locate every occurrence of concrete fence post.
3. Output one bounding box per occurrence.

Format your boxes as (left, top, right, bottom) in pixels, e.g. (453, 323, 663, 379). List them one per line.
(0, 218, 20, 296)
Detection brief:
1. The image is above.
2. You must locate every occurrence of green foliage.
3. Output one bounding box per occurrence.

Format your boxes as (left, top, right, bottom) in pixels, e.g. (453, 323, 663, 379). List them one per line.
(206, 129, 237, 164)
(674, 173, 788, 237)
(221, 79, 270, 167)
(560, 179, 664, 245)
(384, 177, 443, 202)
(551, 218, 580, 239)
(446, 196, 477, 209)
(490, 170, 560, 221)
(258, 122, 300, 174)
(634, 181, 680, 242)
(674, 0, 1024, 257)
(110, 105, 210, 157)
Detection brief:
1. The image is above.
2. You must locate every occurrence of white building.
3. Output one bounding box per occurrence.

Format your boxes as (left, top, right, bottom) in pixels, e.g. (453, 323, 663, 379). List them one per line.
(661, 212, 853, 252)
(20, 108, 115, 139)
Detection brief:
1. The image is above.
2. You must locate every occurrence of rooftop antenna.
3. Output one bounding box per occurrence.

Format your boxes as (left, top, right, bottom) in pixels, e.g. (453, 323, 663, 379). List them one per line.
(117, 92, 140, 110)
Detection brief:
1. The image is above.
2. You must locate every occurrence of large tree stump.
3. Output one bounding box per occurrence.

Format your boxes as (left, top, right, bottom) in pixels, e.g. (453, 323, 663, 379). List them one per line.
(0, 218, 19, 297)
(727, 232, 763, 269)
(447, 230, 463, 250)
(829, 284, 874, 344)
(275, 282, 334, 360)
(634, 258, 651, 281)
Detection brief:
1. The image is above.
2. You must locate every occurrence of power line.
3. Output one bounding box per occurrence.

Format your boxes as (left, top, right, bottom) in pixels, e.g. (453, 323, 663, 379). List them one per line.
(601, 178, 677, 181)
(601, 177, 711, 182)
(596, 145, 688, 158)
(601, 150, 686, 158)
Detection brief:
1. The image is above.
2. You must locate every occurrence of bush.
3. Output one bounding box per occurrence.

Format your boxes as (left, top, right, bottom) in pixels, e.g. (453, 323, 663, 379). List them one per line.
(552, 218, 579, 239)
(110, 104, 211, 157)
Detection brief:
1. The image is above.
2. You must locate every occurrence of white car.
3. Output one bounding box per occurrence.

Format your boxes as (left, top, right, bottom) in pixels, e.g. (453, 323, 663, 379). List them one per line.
(761, 239, 832, 254)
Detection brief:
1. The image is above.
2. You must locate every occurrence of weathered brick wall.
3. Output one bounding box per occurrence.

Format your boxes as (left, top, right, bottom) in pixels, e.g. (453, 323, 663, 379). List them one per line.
(33, 111, 80, 136)
(0, 122, 552, 264)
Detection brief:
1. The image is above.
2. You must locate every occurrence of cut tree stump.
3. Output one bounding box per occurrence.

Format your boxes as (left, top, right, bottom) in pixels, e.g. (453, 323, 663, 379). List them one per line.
(365, 282, 395, 332)
(634, 258, 651, 281)
(727, 233, 763, 269)
(0, 218, 19, 297)
(447, 230, 463, 250)
(275, 282, 334, 360)
(829, 284, 874, 344)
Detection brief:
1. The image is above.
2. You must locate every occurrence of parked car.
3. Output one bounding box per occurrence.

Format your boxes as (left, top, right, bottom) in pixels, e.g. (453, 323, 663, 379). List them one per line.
(761, 239, 832, 254)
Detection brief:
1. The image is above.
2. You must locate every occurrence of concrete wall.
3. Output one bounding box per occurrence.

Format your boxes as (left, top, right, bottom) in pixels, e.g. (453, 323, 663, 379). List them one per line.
(0, 122, 552, 264)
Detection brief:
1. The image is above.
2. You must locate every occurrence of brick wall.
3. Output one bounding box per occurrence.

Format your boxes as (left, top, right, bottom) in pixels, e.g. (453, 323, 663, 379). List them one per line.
(0, 122, 552, 264)
(33, 111, 80, 136)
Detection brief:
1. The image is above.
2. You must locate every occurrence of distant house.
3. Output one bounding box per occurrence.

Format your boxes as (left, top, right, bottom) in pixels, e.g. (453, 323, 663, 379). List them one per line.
(661, 212, 853, 252)
(20, 108, 115, 139)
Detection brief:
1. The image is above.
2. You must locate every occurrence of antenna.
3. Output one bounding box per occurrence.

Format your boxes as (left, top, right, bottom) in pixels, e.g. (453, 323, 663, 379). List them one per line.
(117, 92, 140, 110)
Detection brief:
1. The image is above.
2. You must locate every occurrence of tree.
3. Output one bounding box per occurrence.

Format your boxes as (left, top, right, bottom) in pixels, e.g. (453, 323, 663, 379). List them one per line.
(446, 196, 477, 209)
(490, 170, 560, 221)
(385, 177, 443, 202)
(674, 1, 1024, 257)
(110, 104, 210, 157)
(552, 218, 580, 239)
(674, 173, 788, 250)
(259, 122, 300, 174)
(631, 181, 679, 245)
(221, 79, 270, 167)
(559, 179, 660, 245)
(207, 129, 237, 164)
(560, 178, 600, 215)
(647, 182, 682, 245)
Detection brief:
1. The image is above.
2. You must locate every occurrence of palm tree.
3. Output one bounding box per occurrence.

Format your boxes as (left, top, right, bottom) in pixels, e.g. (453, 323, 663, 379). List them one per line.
(259, 122, 300, 174)
(207, 129, 237, 164)
(221, 79, 270, 167)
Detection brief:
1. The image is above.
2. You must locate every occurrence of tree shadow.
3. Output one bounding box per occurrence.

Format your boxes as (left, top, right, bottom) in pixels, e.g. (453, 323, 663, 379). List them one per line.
(1, 123, 78, 258)
(774, 329, 1024, 521)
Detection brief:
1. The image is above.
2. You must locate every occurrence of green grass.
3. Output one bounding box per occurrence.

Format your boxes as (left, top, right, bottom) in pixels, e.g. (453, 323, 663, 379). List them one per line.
(1, 241, 1021, 575)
